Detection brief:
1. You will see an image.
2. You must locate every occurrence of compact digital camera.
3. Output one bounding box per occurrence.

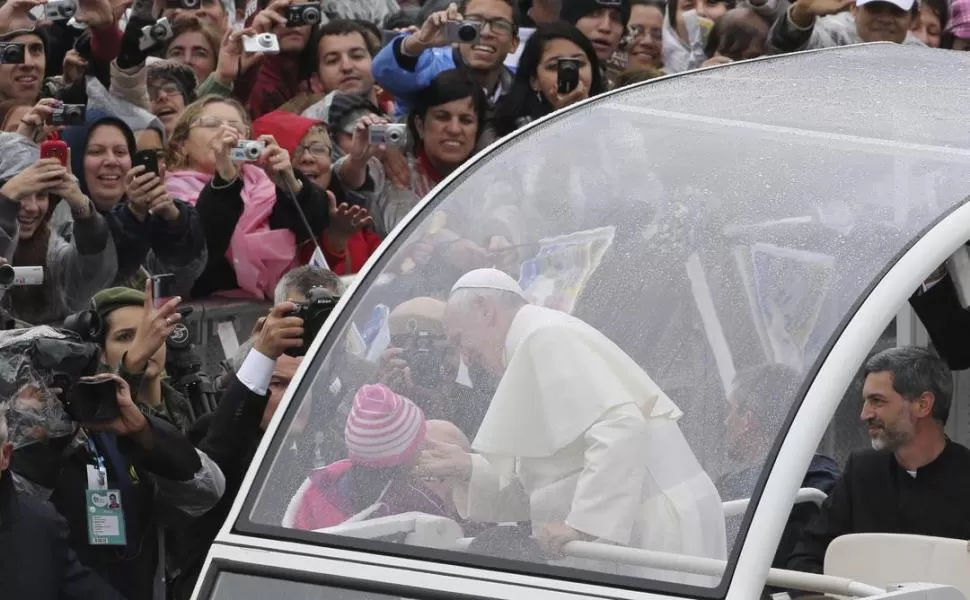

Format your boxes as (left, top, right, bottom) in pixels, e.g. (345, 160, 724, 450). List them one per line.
(140, 17, 174, 51)
(50, 104, 86, 126)
(44, 0, 77, 21)
(0, 43, 25, 65)
(242, 33, 280, 54)
(285, 3, 322, 26)
(368, 123, 407, 148)
(444, 20, 481, 44)
(231, 140, 266, 162)
(285, 287, 339, 358)
(556, 57, 580, 95)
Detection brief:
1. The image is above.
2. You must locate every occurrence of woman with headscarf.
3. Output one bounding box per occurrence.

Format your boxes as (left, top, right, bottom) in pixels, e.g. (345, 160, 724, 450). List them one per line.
(54, 110, 207, 294)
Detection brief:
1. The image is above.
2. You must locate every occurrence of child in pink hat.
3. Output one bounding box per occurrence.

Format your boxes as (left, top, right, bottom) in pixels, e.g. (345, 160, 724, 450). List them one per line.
(283, 384, 453, 530)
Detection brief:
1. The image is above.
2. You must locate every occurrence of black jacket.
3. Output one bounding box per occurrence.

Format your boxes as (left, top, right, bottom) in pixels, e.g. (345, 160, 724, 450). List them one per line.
(191, 172, 330, 298)
(909, 273, 970, 370)
(0, 470, 125, 600)
(787, 442, 970, 574)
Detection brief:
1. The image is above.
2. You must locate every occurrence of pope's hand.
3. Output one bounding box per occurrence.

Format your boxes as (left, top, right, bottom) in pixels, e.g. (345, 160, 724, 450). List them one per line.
(413, 440, 472, 482)
(534, 522, 593, 558)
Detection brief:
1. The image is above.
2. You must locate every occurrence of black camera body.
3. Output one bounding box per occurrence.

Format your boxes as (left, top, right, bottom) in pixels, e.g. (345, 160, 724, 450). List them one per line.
(51, 104, 87, 127)
(402, 330, 448, 388)
(0, 42, 26, 65)
(557, 58, 580, 95)
(285, 287, 339, 358)
(168, 0, 199, 8)
(63, 379, 120, 423)
(285, 3, 322, 26)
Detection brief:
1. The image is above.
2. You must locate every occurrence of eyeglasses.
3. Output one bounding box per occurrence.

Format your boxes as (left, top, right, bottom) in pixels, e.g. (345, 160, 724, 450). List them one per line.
(463, 15, 516, 36)
(295, 142, 332, 158)
(149, 82, 183, 100)
(192, 116, 250, 136)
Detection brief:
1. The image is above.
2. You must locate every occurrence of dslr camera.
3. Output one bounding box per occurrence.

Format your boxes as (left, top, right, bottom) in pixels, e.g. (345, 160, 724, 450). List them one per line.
(0, 42, 25, 65)
(285, 3, 322, 26)
(50, 104, 86, 127)
(285, 287, 339, 357)
(140, 17, 174, 51)
(444, 20, 481, 44)
(401, 329, 448, 388)
(242, 33, 281, 53)
(231, 140, 266, 162)
(368, 124, 407, 148)
(43, 0, 77, 20)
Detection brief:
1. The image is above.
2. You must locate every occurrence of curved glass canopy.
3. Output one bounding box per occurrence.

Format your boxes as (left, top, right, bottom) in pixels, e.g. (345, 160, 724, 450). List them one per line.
(235, 44, 970, 597)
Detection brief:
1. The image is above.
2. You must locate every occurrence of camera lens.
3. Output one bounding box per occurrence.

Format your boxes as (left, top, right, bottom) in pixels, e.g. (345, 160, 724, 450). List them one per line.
(259, 33, 273, 46)
(387, 130, 401, 143)
(1, 45, 21, 64)
(304, 7, 320, 24)
(0, 265, 14, 287)
(457, 24, 478, 42)
(245, 144, 260, 159)
(62, 3, 76, 16)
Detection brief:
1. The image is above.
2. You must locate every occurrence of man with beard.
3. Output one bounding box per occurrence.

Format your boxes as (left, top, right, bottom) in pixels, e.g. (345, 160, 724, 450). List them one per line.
(373, 0, 519, 119)
(767, 0, 922, 51)
(787, 346, 970, 574)
(0, 28, 45, 104)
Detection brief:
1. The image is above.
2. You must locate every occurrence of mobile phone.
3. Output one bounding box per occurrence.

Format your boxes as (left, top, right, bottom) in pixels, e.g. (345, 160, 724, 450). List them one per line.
(151, 273, 176, 309)
(557, 58, 580, 95)
(40, 139, 69, 167)
(133, 149, 160, 176)
(65, 379, 120, 423)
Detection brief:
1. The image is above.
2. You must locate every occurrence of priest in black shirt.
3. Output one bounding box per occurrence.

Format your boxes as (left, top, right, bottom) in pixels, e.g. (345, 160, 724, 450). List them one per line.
(787, 346, 970, 574)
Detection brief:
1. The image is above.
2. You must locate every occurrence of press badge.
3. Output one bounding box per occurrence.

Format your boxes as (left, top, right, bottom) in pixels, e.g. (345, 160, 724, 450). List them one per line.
(86, 489, 127, 546)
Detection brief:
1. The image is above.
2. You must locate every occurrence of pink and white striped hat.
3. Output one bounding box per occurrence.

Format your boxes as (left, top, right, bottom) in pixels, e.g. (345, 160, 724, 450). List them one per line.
(345, 384, 427, 468)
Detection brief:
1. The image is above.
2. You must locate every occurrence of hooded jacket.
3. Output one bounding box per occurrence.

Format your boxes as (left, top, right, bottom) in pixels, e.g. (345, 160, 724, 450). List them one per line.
(54, 110, 207, 296)
(767, 7, 926, 52)
(251, 110, 381, 274)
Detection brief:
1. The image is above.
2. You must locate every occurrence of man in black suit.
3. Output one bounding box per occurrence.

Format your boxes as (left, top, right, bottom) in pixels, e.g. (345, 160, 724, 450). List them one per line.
(788, 346, 970, 574)
(0, 408, 126, 600)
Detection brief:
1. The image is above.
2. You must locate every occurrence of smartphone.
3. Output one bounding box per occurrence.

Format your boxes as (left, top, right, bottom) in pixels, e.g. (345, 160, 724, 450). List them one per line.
(40, 139, 69, 167)
(151, 273, 176, 309)
(65, 379, 120, 423)
(133, 149, 160, 176)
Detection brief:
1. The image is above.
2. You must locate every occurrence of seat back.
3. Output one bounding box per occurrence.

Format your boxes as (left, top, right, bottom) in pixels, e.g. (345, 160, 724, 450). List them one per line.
(825, 533, 970, 597)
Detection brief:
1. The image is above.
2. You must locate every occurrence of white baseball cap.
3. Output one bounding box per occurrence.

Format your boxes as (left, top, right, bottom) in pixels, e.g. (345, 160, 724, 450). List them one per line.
(856, 0, 915, 11)
(450, 268, 527, 300)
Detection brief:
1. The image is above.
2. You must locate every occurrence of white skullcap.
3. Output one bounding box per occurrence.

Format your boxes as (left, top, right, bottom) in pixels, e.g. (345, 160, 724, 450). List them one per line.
(450, 268, 527, 299)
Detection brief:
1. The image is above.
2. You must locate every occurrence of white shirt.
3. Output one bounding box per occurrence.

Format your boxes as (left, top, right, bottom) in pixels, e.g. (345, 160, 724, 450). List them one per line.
(237, 348, 276, 396)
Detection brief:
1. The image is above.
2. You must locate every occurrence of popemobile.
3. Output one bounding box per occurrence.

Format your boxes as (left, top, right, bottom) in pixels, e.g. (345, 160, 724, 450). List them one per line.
(193, 43, 970, 600)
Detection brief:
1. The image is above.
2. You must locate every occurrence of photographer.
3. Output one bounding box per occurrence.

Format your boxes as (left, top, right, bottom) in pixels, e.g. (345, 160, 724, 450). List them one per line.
(92, 282, 196, 433)
(0, 405, 125, 600)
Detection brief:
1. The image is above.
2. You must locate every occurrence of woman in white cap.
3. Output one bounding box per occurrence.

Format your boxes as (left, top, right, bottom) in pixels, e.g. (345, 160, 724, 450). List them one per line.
(419, 268, 727, 584)
(283, 383, 455, 530)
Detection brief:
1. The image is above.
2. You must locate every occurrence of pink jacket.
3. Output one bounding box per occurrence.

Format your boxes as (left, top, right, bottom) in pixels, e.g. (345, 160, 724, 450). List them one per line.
(166, 165, 297, 299)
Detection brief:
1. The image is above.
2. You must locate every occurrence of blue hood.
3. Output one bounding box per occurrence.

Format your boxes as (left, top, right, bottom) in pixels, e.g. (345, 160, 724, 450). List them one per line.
(59, 109, 137, 199)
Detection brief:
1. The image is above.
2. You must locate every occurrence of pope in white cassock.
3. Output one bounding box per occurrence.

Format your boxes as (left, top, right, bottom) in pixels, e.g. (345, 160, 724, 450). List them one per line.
(416, 268, 727, 585)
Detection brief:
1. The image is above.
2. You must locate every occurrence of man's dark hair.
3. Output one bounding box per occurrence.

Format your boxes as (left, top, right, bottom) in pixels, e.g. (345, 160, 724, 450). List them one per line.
(630, 0, 665, 9)
(863, 346, 952, 425)
(407, 68, 488, 146)
(274, 265, 344, 304)
(458, 0, 521, 29)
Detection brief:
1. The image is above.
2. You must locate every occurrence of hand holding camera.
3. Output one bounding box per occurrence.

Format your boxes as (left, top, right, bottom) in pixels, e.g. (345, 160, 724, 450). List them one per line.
(349, 114, 393, 162)
(122, 277, 183, 375)
(254, 302, 305, 360)
(0, 0, 47, 31)
(74, 373, 149, 439)
(253, 134, 299, 190)
(404, 1, 477, 55)
(250, 0, 290, 33)
(210, 123, 243, 181)
(16, 98, 62, 143)
(548, 57, 587, 110)
(214, 27, 264, 87)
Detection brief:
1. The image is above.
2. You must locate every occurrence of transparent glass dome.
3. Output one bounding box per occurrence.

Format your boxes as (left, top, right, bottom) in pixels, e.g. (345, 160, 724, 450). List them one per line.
(234, 44, 970, 597)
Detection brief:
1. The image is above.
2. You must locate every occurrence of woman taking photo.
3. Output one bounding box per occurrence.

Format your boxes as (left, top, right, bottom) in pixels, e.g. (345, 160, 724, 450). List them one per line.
(491, 21, 605, 140)
(0, 158, 116, 324)
(165, 95, 331, 299)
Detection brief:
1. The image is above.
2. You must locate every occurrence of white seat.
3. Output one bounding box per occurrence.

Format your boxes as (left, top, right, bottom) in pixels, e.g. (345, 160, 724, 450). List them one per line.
(825, 533, 970, 598)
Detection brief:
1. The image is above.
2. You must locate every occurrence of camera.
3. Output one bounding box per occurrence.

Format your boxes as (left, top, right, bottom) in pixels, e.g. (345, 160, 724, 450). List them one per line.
(50, 104, 86, 127)
(168, 0, 200, 8)
(0, 265, 43, 288)
(285, 287, 339, 357)
(402, 330, 448, 388)
(63, 378, 120, 423)
(557, 58, 580, 95)
(0, 42, 25, 65)
(368, 124, 407, 148)
(151, 273, 175, 309)
(44, 0, 77, 20)
(242, 33, 281, 54)
(230, 140, 266, 162)
(140, 17, 174, 50)
(62, 309, 104, 344)
(444, 20, 482, 44)
(285, 3, 322, 26)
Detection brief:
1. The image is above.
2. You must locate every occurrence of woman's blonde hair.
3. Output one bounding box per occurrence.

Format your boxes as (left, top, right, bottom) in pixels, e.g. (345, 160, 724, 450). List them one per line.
(166, 94, 250, 169)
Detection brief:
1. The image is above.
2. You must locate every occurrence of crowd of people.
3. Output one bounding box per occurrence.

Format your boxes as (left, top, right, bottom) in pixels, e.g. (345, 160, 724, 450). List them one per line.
(0, 0, 968, 599)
